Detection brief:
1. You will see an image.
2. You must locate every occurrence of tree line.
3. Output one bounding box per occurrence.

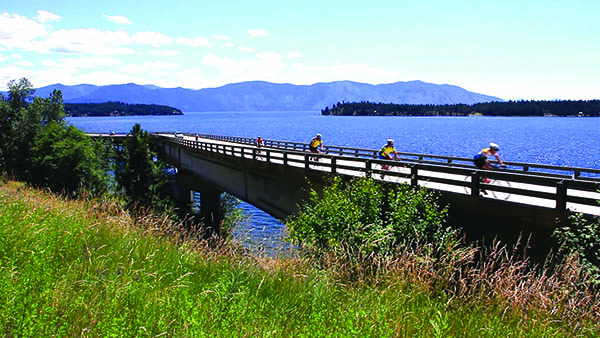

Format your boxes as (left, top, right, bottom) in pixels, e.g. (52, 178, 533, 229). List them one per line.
(322, 100, 600, 117)
(65, 102, 183, 117)
(0, 78, 172, 212)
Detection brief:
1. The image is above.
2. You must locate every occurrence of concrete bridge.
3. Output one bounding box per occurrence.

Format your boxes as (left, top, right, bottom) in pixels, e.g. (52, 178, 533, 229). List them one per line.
(92, 132, 600, 248)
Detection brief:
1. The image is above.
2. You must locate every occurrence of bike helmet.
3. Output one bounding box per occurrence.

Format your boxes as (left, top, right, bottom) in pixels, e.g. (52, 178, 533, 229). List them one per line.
(317, 133, 322, 138)
(387, 139, 394, 144)
(489, 142, 499, 151)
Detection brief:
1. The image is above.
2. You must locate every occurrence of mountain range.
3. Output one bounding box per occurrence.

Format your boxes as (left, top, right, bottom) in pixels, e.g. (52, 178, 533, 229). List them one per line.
(34, 80, 502, 112)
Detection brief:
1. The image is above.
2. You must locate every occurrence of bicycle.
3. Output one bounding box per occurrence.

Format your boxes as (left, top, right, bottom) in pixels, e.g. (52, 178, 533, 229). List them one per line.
(464, 165, 512, 200)
(378, 157, 403, 181)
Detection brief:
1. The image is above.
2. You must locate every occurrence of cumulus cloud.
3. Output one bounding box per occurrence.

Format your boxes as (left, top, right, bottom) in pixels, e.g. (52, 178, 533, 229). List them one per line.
(286, 51, 302, 59)
(36, 10, 61, 23)
(237, 46, 255, 53)
(105, 15, 132, 25)
(15, 60, 34, 67)
(46, 29, 133, 55)
(42, 56, 122, 70)
(133, 31, 173, 47)
(150, 50, 181, 56)
(0, 13, 49, 49)
(248, 29, 269, 37)
(176, 36, 212, 48)
(119, 61, 181, 75)
(202, 53, 286, 79)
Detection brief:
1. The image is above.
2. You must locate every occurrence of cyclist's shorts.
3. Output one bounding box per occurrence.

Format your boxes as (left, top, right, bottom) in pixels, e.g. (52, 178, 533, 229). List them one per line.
(309, 146, 319, 153)
(473, 154, 487, 169)
(378, 153, 390, 160)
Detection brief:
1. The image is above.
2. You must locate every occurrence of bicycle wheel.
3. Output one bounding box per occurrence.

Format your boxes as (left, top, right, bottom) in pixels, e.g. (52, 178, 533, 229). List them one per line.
(489, 179, 511, 200)
(463, 175, 471, 194)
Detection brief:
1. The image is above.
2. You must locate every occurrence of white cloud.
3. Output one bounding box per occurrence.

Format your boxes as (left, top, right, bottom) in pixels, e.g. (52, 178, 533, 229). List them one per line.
(214, 35, 229, 40)
(202, 53, 286, 79)
(0, 53, 5, 62)
(133, 31, 173, 47)
(150, 50, 181, 56)
(176, 36, 212, 48)
(286, 51, 302, 59)
(222, 42, 234, 48)
(237, 46, 254, 53)
(105, 15, 132, 25)
(15, 60, 34, 67)
(119, 61, 181, 74)
(45, 29, 133, 55)
(0, 13, 49, 49)
(248, 29, 269, 37)
(42, 56, 122, 69)
(36, 10, 61, 24)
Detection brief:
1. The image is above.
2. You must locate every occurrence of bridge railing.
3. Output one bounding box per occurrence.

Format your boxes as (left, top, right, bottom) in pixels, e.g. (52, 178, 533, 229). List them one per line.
(195, 133, 600, 182)
(163, 135, 600, 215)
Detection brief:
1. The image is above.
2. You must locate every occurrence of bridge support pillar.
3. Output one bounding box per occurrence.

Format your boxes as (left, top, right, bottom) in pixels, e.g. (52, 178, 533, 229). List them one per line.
(199, 186, 223, 238)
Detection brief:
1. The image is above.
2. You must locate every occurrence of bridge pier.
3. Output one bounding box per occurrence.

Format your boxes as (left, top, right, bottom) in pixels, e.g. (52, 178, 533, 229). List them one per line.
(199, 185, 223, 238)
(175, 172, 224, 238)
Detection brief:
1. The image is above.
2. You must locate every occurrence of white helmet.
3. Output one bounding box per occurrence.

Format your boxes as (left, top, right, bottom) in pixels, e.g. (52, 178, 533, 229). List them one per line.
(489, 142, 499, 151)
(387, 139, 394, 144)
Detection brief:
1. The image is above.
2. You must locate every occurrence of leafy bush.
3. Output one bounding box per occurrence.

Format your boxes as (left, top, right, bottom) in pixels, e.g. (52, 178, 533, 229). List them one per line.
(552, 212, 600, 282)
(286, 177, 454, 257)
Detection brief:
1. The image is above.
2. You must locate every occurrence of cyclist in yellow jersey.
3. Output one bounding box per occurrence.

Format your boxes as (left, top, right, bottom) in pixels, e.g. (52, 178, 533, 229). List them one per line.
(378, 139, 399, 160)
(378, 139, 399, 176)
(309, 133, 323, 154)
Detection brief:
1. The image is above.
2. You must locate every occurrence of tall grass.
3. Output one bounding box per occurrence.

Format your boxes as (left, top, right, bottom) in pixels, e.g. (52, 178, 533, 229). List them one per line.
(0, 180, 598, 337)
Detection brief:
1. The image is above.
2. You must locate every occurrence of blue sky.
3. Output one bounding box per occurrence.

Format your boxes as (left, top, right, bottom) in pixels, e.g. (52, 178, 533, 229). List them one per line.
(1, 0, 598, 100)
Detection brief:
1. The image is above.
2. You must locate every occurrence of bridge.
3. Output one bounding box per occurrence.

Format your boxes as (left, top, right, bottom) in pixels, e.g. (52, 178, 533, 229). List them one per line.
(93, 132, 600, 248)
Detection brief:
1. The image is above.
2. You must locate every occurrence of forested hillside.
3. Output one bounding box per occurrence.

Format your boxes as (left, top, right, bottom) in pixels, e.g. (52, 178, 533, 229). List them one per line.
(322, 100, 600, 116)
(65, 102, 182, 116)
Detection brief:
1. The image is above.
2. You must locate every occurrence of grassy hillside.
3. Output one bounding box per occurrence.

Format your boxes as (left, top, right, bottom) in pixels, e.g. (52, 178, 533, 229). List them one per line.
(0, 180, 597, 337)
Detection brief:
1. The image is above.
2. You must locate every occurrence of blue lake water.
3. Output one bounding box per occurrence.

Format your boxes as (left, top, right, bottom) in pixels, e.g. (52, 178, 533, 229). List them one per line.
(67, 112, 600, 253)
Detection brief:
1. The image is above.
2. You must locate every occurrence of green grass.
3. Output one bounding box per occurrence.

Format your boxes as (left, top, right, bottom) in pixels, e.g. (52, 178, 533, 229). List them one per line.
(0, 181, 598, 337)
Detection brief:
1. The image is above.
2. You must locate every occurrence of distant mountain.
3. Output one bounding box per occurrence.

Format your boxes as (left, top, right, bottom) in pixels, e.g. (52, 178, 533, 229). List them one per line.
(34, 80, 502, 112)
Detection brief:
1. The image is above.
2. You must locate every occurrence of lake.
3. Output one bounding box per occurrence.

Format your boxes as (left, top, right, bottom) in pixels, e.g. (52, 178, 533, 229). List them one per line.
(67, 112, 600, 254)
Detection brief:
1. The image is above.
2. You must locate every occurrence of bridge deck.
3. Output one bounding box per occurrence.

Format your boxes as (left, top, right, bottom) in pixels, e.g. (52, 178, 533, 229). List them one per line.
(155, 133, 600, 216)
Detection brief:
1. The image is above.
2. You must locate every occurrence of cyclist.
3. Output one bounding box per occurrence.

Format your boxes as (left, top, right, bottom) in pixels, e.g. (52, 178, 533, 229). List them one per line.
(255, 136, 264, 148)
(474, 142, 505, 183)
(309, 133, 324, 160)
(378, 139, 399, 176)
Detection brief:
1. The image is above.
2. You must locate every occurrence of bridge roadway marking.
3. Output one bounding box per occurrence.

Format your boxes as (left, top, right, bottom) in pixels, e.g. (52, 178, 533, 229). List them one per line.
(162, 134, 600, 216)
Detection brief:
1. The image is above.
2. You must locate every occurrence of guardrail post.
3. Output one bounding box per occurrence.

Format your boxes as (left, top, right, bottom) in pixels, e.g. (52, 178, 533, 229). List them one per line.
(331, 157, 337, 173)
(411, 165, 418, 186)
(556, 180, 567, 211)
(283, 152, 288, 166)
(365, 160, 372, 178)
(266, 150, 271, 162)
(305, 154, 310, 169)
(470, 171, 480, 197)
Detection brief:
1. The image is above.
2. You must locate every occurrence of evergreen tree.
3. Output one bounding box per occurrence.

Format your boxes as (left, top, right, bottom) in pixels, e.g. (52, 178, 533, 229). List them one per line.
(115, 123, 171, 211)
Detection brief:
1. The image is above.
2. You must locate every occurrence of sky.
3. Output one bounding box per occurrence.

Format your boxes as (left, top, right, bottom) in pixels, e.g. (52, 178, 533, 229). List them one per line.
(1, 0, 598, 100)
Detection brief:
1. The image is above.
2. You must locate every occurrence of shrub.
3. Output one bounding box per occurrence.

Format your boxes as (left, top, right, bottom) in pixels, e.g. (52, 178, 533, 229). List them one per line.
(552, 212, 600, 282)
(286, 177, 454, 258)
